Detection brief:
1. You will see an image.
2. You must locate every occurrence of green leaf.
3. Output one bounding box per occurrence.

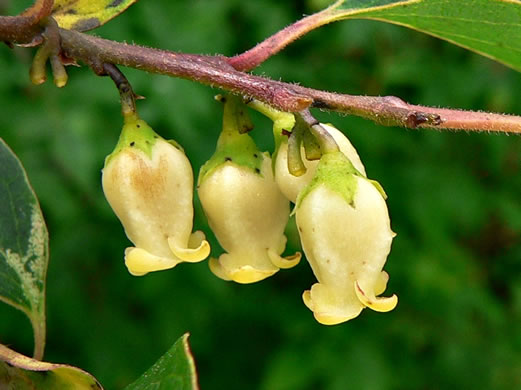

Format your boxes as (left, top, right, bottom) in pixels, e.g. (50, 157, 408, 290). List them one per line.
(319, 0, 521, 73)
(0, 139, 48, 360)
(125, 334, 199, 390)
(52, 0, 139, 31)
(0, 344, 103, 390)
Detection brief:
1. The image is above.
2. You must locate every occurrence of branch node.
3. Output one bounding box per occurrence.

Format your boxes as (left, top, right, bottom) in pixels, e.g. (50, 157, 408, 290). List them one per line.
(299, 109, 339, 154)
(406, 112, 443, 129)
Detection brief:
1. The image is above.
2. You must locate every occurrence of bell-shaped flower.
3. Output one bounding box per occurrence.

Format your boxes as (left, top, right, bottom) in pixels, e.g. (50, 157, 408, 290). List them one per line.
(295, 151, 397, 325)
(102, 114, 210, 276)
(198, 95, 300, 284)
(276, 123, 367, 203)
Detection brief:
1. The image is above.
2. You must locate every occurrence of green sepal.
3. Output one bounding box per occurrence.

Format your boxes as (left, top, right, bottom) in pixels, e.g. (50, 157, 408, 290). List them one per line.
(104, 114, 160, 167)
(303, 126, 322, 161)
(167, 139, 183, 152)
(287, 120, 306, 177)
(295, 151, 361, 211)
(199, 96, 263, 184)
(246, 99, 295, 162)
(368, 179, 387, 199)
(271, 112, 295, 161)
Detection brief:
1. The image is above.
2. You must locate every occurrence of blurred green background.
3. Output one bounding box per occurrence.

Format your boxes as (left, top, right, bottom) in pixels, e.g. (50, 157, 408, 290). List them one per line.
(1, 0, 521, 389)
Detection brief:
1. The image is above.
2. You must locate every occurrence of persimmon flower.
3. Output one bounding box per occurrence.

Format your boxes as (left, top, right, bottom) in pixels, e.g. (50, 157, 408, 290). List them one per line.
(296, 151, 397, 325)
(276, 123, 366, 203)
(198, 95, 300, 284)
(102, 115, 210, 276)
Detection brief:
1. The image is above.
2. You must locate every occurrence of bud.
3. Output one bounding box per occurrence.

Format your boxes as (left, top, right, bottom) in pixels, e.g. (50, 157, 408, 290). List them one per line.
(198, 96, 300, 284)
(102, 114, 210, 276)
(295, 151, 397, 325)
(275, 123, 367, 203)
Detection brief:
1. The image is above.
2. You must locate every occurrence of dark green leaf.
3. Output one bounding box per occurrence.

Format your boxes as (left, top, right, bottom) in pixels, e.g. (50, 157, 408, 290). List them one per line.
(125, 334, 199, 390)
(316, 0, 521, 72)
(0, 139, 48, 359)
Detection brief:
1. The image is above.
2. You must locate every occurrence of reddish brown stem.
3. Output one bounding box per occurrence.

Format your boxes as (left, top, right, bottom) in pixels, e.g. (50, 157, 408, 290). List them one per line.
(0, 0, 53, 44)
(228, 7, 335, 72)
(59, 28, 521, 133)
(59, 29, 313, 112)
(2, 6, 520, 134)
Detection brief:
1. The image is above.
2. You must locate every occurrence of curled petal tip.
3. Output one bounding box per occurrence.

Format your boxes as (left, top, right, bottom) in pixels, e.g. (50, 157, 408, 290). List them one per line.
(268, 249, 301, 269)
(374, 271, 390, 296)
(168, 231, 210, 262)
(302, 290, 313, 310)
(355, 281, 398, 312)
(125, 247, 181, 276)
(208, 258, 231, 281)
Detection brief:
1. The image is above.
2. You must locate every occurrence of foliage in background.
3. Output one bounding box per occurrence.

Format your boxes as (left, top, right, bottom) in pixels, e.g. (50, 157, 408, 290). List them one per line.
(1, 0, 521, 389)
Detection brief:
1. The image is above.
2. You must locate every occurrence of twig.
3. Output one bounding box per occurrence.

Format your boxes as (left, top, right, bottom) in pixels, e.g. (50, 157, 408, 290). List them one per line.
(102, 63, 137, 119)
(228, 5, 337, 72)
(0, 0, 53, 44)
(58, 28, 313, 112)
(56, 28, 521, 134)
(1, 4, 520, 134)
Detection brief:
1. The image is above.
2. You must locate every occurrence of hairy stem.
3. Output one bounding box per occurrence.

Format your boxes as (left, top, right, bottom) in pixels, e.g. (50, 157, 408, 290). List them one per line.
(57, 28, 521, 133)
(228, 5, 337, 72)
(103, 63, 137, 119)
(0, 0, 53, 44)
(1, 6, 520, 134)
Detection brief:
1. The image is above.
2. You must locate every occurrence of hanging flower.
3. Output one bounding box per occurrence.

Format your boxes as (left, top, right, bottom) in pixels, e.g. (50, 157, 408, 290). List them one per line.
(102, 114, 210, 276)
(198, 95, 300, 284)
(276, 123, 367, 203)
(295, 150, 397, 325)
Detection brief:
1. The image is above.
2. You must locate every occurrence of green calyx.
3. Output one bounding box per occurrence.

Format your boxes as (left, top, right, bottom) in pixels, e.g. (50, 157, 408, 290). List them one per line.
(199, 95, 264, 184)
(270, 111, 295, 160)
(104, 113, 162, 167)
(246, 99, 295, 160)
(296, 151, 361, 210)
(296, 150, 388, 210)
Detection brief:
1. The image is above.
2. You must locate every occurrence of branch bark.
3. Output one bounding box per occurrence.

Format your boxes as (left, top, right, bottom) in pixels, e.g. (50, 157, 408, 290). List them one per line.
(2, 7, 521, 134)
(57, 28, 521, 134)
(0, 0, 53, 44)
(228, 6, 336, 72)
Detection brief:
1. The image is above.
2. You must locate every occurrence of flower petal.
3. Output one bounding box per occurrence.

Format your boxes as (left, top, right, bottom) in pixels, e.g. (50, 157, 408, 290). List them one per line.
(355, 281, 398, 312)
(267, 249, 301, 269)
(209, 254, 278, 284)
(168, 231, 210, 262)
(303, 283, 363, 325)
(208, 257, 231, 281)
(125, 247, 181, 276)
(375, 271, 390, 296)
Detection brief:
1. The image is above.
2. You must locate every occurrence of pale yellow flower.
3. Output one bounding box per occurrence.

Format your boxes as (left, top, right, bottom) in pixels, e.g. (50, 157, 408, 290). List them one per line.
(275, 123, 366, 203)
(296, 151, 397, 325)
(102, 116, 209, 276)
(198, 95, 300, 283)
